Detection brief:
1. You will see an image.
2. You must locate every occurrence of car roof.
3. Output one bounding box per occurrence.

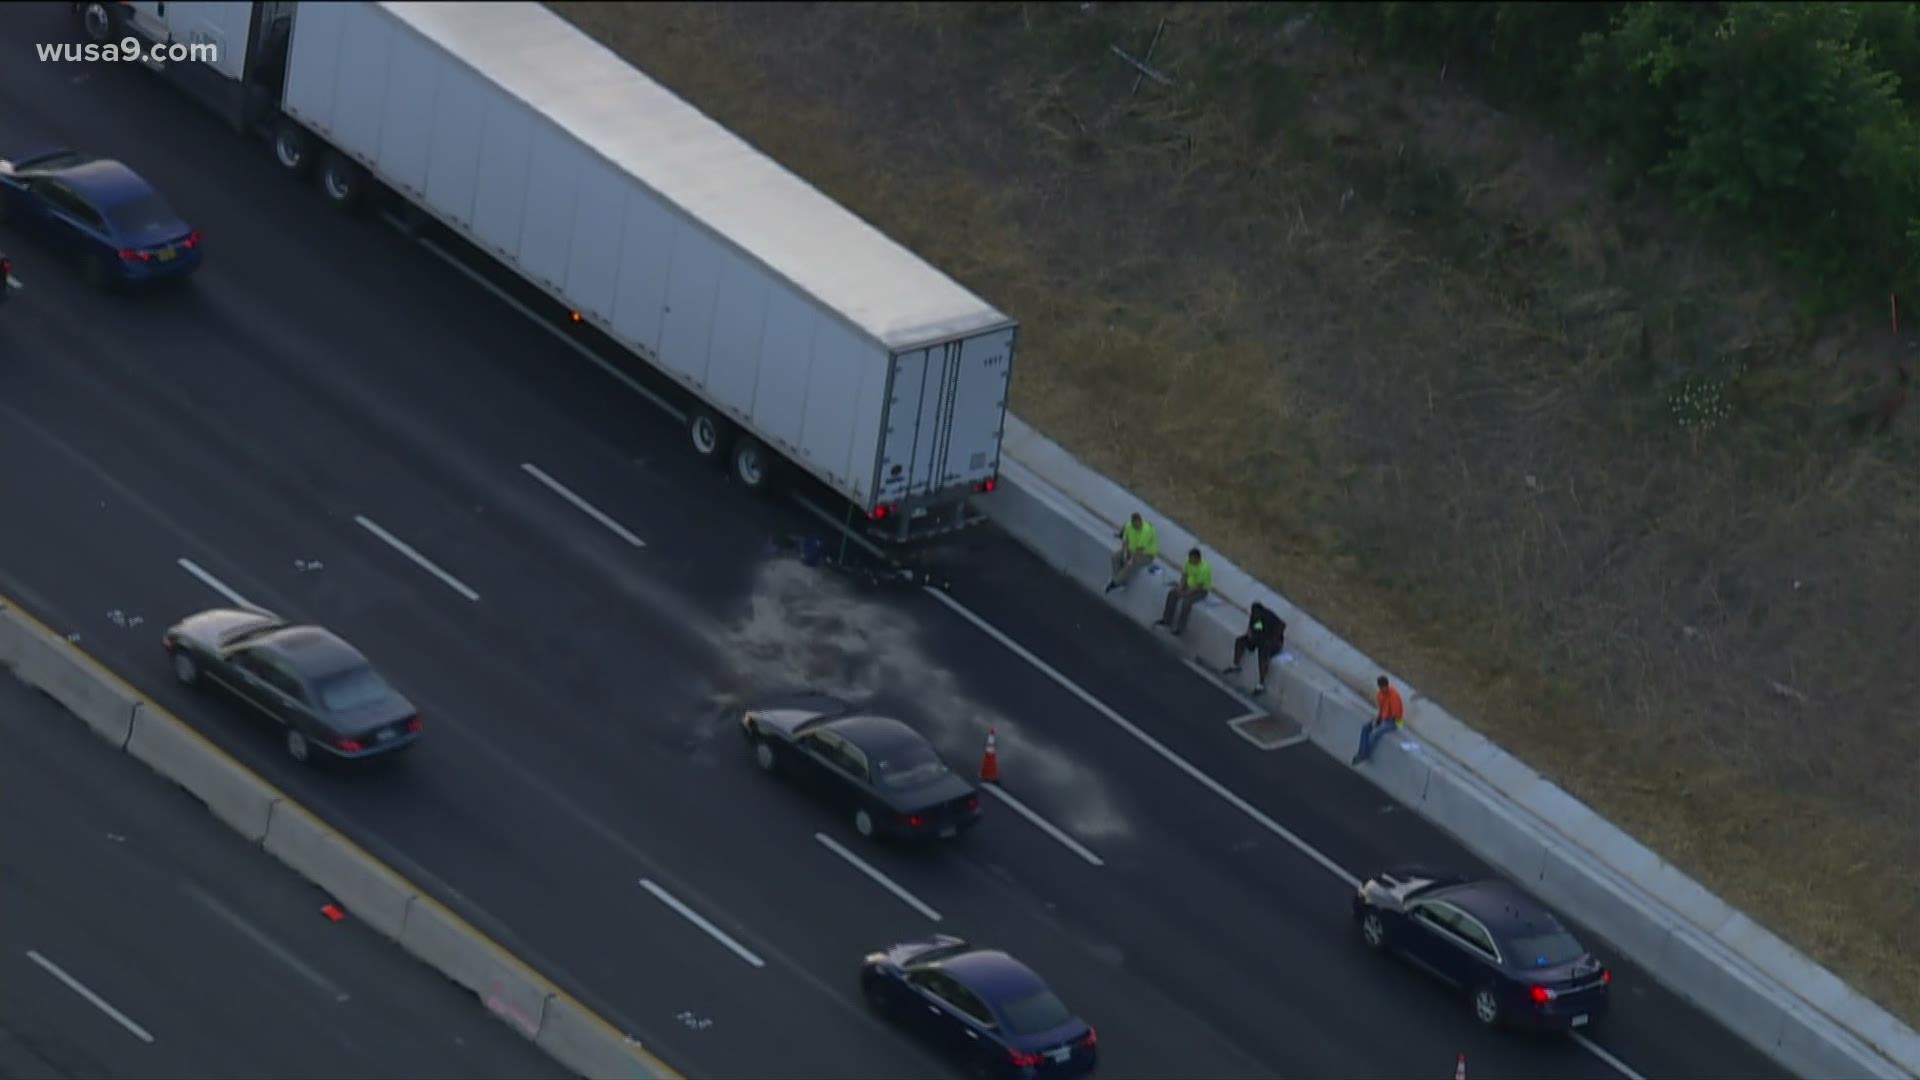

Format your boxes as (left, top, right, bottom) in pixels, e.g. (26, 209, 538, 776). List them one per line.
(255, 626, 373, 681)
(1431, 879, 1568, 938)
(940, 949, 1048, 1002)
(39, 158, 157, 209)
(822, 713, 930, 754)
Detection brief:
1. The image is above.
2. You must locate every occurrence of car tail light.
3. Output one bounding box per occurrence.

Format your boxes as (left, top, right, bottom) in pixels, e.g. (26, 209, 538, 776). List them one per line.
(183, 230, 202, 249)
(1601, 969, 1612, 985)
(404, 716, 423, 734)
(1529, 985, 1556, 1005)
(334, 736, 365, 752)
(1008, 1049, 1044, 1068)
(966, 796, 980, 813)
(1082, 1026, 1098, 1047)
(1, 257, 11, 278)
(973, 478, 998, 493)
(906, 814, 925, 828)
(870, 504, 893, 521)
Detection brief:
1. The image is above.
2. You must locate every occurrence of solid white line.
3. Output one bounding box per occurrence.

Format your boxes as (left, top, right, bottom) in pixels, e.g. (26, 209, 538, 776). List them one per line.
(176, 557, 253, 610)
(925, 587, 1358, 888)
(181, 882, 350, 1003)
(26, 950, 154, 1044)
(1572, 1032, 1647, 1080)
(979, 784, 1105, 867)
(812, 833, 944, 922)
(520, 462, 647, 548)
(636, 878, 766, 968)
(352, 516, 480, 602)
(382, 214, 687, 424)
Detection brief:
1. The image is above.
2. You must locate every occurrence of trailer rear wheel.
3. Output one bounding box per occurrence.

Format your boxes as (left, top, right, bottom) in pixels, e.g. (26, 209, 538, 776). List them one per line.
(77, 2, 115, 44)
(319, 151, 367, 211)
(731, 436, 775, 495)
(688, 408, 727, 461)
(273, 120, 315, 178)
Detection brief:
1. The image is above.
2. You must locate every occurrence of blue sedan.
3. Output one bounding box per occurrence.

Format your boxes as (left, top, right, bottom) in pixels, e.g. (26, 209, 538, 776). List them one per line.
(862, 936, 1098, 1078)
(1353, 866, 1613, 1032)
(0, 148, 200, 286)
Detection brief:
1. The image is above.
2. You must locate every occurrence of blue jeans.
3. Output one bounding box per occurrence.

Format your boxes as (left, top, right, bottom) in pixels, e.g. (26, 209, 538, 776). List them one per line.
(1354, 719, 1398, 763)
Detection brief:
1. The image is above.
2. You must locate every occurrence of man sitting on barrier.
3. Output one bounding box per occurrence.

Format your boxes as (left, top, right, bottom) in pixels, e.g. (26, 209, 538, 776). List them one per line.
(1222, 602, 1285, 696)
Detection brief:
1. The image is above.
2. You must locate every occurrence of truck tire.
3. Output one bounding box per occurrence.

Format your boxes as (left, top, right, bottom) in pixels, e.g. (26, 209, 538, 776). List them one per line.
(730, 436, 775, 495)
(687, 407, 727, 463)
(319, 150, 367, 212)
(77, 2, 116, 44)
(273, 120, 315, 178)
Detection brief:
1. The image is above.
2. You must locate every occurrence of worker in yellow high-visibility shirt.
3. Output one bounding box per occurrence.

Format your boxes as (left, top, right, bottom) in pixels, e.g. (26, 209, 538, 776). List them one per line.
(1156, 547, 1213, 636)
(1104, 512, 1159, 594)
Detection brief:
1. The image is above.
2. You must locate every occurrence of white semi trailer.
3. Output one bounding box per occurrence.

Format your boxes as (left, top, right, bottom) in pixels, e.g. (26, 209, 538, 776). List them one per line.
(78, 0, 1016, 543)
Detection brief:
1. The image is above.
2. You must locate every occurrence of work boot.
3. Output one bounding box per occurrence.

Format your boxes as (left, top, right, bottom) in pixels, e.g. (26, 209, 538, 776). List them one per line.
(1252, 683, 1265, 696)
(1222, 664, 1242, 675)
(1104, 579, 1119, 594)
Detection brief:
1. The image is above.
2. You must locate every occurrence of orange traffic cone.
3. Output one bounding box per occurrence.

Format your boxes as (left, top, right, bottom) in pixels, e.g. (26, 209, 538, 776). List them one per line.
(979, 727, 1001, 783)
(1453, 1053, 1466, 1080)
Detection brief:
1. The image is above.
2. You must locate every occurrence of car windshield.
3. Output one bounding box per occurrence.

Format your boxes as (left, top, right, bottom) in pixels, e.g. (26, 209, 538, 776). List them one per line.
(103, 191, 181, 236)
(873, 743, 950, 789)
(998, 988, 1074, 1036)
(1509, 930, 1586, 968)
(316, 667, 394, 712)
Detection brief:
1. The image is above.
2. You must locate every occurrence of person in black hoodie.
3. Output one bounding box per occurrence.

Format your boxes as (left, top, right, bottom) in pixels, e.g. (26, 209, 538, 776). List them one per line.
(1223, 602, 1286, 696)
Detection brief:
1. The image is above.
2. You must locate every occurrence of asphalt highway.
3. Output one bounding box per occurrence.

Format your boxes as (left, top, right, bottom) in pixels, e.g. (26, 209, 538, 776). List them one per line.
(0, 5, 1791, 1079)
(0, 664, 570, 1080)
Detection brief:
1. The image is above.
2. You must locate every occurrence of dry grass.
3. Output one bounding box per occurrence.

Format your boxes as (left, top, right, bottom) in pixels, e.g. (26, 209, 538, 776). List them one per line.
(549, 1, 1920, 1021)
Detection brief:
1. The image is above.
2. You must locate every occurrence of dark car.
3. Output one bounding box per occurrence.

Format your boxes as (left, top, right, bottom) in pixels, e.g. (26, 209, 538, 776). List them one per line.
(740, 692, 981, 841)
(0, 148, 201, 286)
(1352, 866, 1612, 1031)
(162, 608, 421, 765)
(861, 936, 1098, 1079)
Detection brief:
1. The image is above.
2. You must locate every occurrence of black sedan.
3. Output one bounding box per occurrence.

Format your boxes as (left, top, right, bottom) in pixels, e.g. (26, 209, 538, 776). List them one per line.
(162, 609, 422, 766)
(862, 936, 1098, 1079)
(1353, 866, 1612, 1031)
(740, 692, 981, 841)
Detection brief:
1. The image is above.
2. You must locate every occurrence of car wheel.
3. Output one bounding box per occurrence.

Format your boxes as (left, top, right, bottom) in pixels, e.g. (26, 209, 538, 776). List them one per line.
(1359, 911, 1388, 951)
(1471, 986, 1502, 1029)
(688, 408, 726, 461)
(273, 120, 315, 177)
(753, 739, 779, 774)
(730, 436, 773, 494)
(854, 808, 875, 839)
(78, 1, 115, 43)
(319, 151, 366, 211)
(171, 650, 200, 686)
(286, 729, 312, 765)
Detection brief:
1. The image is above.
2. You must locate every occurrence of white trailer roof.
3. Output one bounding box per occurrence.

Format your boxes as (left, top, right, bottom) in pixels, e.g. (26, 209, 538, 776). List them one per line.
(378, 1, 1014, 351)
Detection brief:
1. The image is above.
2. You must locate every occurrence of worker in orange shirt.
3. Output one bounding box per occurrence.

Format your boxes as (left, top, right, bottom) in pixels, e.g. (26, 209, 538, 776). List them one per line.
(1352, 675, 1405, 766)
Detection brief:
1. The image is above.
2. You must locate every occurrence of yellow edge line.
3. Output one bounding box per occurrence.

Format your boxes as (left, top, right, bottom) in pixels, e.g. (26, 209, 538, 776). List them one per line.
(1, 590, 684, 1080)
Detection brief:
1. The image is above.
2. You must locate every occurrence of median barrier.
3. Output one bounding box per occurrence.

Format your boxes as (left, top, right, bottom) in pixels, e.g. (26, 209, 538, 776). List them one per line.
(124, 706, 282, 842)
(536, 993, 676, 1080)
(987, 413, 1920, 1078)
(263, 799, 417, 941)
(400, 897, 551, 1038)
(0, 605, 138, 748)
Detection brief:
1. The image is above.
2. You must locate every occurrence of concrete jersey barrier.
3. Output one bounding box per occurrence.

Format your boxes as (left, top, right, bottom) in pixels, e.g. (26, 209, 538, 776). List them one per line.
(985, 414, 1920, 1080)
(0, 591, 680, 1080)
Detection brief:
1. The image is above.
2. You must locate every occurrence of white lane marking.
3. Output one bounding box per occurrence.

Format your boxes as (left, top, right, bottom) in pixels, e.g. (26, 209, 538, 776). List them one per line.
(926, 588, 1357, 888)
(812, 832, 944, 922)
(520, 462, 647, 549)
(352, 515, 480, 602)
(26, 950, 155, 1044)
(1572, 1033, 1647, 1080)
(176, 557, 254, 611)
(636, 879, 765, 968)
(398, 199, 1651, 1080)
(381, 213, 687, 423)
(180, 882, 350, 1003)
(979, 784, 1105, 868)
